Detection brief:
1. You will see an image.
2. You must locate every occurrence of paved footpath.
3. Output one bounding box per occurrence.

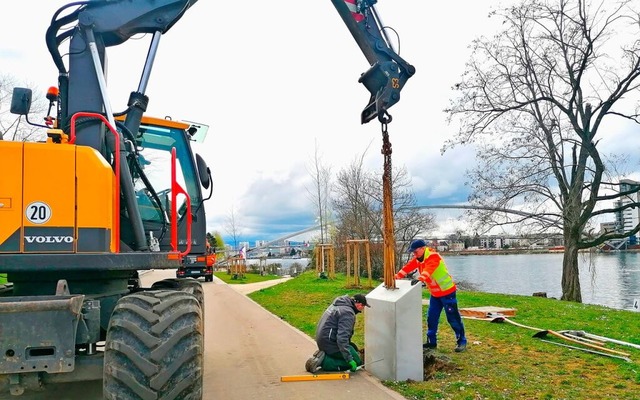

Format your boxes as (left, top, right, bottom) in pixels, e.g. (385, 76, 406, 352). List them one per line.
(203, 275, 406, 400)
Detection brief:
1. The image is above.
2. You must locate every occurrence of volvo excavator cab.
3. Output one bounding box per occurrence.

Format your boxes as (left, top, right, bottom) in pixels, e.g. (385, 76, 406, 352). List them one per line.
(119, 116, 211, 252)
(126, 116, 215, 282)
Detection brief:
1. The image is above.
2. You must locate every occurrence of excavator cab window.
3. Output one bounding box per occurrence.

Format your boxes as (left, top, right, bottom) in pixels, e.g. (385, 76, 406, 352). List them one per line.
(133, 122, 202, 224)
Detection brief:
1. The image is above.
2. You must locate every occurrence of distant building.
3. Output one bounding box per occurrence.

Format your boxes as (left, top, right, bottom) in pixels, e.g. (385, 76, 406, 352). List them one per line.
(435, 240, 448, 252)
(502, 237, 523, 248)
(480, 236, 503, 249)
(614, 179, 640, 245)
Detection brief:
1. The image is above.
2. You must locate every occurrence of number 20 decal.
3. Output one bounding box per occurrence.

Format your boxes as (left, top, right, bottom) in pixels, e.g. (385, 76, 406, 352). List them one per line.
(26, 202, 52, 224)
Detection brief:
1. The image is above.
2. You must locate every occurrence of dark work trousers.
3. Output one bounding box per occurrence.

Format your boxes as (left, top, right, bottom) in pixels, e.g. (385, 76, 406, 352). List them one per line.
(426, 290, 466, 346)
(321, 345, 362, 372)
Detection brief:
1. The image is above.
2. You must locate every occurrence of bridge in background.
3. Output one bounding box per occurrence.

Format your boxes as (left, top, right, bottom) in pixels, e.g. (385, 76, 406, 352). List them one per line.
(235, 203, 634, 256)
(243, 204, 563, 254)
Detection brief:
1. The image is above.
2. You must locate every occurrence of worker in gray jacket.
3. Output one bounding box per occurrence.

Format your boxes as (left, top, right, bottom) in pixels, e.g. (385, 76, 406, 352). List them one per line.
(305, 293, 370, 373)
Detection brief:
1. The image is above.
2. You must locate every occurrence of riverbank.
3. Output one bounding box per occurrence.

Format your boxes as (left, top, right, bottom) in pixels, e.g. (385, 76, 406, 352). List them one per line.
(241, 253, 639, 310)
(248, 271, 640, 400)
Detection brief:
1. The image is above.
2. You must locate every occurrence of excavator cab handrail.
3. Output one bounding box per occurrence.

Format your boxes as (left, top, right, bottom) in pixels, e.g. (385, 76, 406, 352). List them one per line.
(170, 147, 192, 257)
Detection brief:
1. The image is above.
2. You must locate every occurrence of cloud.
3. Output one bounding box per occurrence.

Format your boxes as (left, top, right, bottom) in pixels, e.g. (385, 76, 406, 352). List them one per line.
(405, 145, 475, 204)
(206, 164, 316, 241)
(1, 0, 511, 246)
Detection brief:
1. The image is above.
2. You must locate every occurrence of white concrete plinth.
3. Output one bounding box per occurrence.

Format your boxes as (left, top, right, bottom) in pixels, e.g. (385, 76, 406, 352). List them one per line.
(364, 280, 423, 381)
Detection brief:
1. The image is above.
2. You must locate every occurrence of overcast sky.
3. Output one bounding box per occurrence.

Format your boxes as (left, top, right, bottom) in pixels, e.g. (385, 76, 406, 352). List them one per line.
(6, 0, 638, 246)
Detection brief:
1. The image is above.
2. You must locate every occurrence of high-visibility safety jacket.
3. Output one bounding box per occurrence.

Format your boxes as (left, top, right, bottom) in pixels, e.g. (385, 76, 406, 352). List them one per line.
(395, 247, 456, 297)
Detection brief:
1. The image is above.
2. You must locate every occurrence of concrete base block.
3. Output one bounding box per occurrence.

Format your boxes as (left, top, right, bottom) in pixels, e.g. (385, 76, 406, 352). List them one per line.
(364, 280, 423, 381)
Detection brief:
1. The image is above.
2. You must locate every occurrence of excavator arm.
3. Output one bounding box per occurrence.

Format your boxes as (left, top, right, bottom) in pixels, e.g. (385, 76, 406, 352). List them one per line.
(47, 0, 198, 148)
(331, 0, 416, 123)
(44, 0, 198, 251)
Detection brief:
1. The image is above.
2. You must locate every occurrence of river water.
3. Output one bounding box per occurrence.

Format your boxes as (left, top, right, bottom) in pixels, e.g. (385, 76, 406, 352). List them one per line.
(248, 253, 640, 311)
(444, 252, 640, 311)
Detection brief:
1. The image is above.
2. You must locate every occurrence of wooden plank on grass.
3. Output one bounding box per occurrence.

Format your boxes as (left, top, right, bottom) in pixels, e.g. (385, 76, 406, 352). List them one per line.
(459, 306, 517, 318)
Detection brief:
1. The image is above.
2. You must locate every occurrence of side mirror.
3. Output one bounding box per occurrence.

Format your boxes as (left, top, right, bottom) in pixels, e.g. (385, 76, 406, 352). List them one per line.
(10, 88, 32, 116)
(195, 153, 211, 189)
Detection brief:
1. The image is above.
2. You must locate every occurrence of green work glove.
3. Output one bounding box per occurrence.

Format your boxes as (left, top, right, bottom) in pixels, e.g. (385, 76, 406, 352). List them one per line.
(348, 360, 358, 372)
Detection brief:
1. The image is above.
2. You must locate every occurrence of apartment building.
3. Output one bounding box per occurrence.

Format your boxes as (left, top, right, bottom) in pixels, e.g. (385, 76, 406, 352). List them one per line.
(613, 179, 640, 245)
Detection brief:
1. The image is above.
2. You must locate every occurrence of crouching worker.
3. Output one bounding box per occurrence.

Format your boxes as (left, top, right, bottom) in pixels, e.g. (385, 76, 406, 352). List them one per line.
(305, 293, 370, 373)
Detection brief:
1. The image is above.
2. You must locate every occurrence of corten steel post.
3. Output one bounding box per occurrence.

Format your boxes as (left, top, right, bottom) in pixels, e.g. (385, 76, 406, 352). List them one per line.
(381, 120, 396, 289)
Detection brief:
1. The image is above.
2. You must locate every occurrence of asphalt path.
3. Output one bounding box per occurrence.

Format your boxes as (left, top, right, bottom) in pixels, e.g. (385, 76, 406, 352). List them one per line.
(0, 270, 406, 400)
(199, 273, 405, 400)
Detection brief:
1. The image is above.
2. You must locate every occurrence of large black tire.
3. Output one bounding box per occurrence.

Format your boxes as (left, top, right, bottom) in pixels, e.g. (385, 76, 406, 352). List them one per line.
(151, 278, 204, 312)
(103, 290, 203, 400)
(151, 278, 206, 339)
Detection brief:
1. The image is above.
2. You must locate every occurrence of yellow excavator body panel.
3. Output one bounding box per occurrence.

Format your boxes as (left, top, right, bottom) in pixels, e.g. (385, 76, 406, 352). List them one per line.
(0, 141, 115, 253)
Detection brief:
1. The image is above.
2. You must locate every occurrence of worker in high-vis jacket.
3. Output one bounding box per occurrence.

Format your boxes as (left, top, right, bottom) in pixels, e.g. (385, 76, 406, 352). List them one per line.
(396, 239, 467, 353)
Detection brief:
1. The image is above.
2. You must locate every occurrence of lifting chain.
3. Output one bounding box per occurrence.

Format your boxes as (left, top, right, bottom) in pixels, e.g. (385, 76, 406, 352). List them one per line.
(380, 112, 397, 289)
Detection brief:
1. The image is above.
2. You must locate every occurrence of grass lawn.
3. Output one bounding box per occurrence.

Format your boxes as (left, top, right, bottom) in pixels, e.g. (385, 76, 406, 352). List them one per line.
(248, 270, 640, 399)
(213, 271, 282, 284)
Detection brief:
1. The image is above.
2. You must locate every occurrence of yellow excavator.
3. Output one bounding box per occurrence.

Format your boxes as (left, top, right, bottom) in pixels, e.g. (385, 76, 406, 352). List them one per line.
(0, 0, 413, 398)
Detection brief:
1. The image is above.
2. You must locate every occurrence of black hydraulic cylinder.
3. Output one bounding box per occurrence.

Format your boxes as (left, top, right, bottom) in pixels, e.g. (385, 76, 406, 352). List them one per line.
(119, 141, 149, 251)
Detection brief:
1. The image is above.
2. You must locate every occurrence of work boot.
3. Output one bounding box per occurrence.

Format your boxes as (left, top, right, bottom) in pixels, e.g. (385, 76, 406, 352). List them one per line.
(454, 342, 467, 353)
(422, 342, 437, 350)
(305, 350, 325, 373)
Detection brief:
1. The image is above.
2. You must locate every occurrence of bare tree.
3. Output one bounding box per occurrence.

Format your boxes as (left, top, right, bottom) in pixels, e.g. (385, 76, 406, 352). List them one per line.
(305, 140, 333, 244)
(332, 148, 436, 276)
(445, 0, 640, 302)
(224, 207, 241, 251)
(0, 74, 47, 142)
(332, 150, 379, 241)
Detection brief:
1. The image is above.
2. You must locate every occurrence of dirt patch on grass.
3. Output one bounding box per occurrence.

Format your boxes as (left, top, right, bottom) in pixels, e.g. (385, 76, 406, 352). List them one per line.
(423, 350, 462, 380)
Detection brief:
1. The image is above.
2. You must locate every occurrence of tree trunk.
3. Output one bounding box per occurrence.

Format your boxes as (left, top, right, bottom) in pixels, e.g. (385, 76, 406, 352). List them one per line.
(561, 232, 582, 303)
